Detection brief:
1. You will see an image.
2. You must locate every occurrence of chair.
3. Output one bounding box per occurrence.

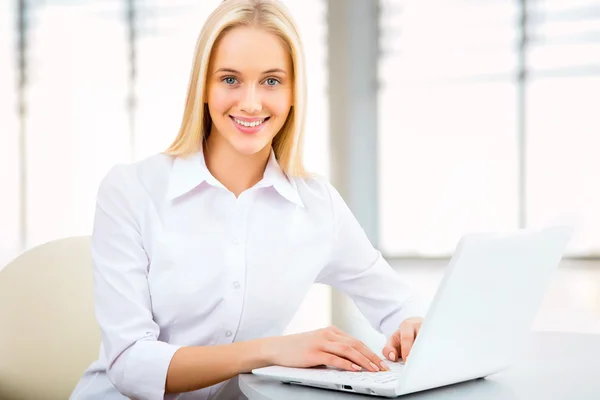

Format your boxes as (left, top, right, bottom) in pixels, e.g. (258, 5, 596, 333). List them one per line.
(0, 236, 101, 400)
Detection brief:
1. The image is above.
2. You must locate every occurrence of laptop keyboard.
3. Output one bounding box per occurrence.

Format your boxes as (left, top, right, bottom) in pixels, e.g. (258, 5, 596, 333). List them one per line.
(310, 362, 405, 385)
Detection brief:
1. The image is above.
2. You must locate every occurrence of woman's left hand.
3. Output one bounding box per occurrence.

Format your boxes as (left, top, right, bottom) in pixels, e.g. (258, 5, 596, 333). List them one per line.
(382, 317, 424, 363)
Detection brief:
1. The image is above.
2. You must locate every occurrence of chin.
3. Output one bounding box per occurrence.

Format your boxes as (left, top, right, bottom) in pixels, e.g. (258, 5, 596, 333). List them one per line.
(211, 121, 276, 156)
(229, 138, 272, 156)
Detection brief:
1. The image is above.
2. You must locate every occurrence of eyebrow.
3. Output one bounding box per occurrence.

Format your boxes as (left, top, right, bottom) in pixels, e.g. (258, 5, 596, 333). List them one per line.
(215, 67, 287, 75)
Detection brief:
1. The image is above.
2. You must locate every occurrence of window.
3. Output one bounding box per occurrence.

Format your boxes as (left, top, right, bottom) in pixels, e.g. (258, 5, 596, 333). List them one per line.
(378, 0, 520, 256)
(526, 0, 600, 256)
(0, 1, 20, 267)
(379, 0, 600, 257)
(25, 1, 129, 249)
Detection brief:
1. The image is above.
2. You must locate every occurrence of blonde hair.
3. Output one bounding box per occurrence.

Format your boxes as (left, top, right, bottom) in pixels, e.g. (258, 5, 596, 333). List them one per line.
(165, 0, 307, 177)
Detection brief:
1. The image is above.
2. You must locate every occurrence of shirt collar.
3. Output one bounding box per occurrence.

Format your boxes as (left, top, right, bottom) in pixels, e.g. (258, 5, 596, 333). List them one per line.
(258, 149, 304, 207)
(166, 149, 215, 201)
(166, 147, 304, 208)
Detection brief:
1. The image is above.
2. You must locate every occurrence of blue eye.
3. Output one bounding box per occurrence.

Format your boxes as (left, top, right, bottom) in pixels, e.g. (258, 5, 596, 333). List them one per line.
(223, 76, 238, 85)
(265, 78, 280, 86)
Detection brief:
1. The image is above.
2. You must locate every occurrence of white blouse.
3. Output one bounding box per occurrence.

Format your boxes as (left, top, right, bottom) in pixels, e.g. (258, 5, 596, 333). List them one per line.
(70, 148, 423, 400)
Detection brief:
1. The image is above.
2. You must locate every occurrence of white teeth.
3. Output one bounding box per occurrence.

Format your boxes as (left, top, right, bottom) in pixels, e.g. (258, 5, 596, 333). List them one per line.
(233, 118, 266, 127)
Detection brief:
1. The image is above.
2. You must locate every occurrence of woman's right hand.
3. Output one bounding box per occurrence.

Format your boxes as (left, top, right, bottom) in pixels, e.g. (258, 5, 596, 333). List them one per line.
(265, 325, 389, 372)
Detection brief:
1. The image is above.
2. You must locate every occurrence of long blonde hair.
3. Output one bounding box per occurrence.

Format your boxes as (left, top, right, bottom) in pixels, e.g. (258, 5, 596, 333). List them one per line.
(165, 0, 307, 177)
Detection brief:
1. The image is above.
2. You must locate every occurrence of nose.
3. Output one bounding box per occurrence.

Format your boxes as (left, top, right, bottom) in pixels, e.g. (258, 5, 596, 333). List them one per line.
(239, 84, 262, 114)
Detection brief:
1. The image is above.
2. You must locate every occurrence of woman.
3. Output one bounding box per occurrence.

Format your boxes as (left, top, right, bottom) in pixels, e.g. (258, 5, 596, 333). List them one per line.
(71, 0, 424, 399)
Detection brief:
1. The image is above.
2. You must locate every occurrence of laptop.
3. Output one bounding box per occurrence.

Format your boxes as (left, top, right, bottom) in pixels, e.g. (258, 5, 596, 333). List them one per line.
(252, 226, 573, 397)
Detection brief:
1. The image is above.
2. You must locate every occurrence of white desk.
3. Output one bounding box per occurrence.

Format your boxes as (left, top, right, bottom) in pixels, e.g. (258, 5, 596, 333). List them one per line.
(239, 331, 600, 399)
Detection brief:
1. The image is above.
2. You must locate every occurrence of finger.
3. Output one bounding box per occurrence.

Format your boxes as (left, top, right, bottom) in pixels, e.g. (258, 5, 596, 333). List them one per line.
(333, 334, 388, 371)
(326, 327, 388, 371)
(382, 343, 397, 362)
(399, 328, 415, 362)
(324, 341, 377, 372)
(319, 353, 364, 372)
(382, 332, 401, 362)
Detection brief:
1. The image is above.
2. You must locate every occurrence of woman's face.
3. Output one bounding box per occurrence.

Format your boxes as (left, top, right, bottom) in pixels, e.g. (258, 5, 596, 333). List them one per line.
(206, 26, 294, 156)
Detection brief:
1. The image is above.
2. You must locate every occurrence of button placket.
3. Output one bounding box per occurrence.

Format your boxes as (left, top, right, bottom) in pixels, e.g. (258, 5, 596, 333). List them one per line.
(223, 194, 248, 342)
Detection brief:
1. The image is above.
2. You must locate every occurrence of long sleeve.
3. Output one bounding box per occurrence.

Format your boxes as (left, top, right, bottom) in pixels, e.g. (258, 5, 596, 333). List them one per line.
(315, 182, 426, 339)
(91, 164, 182, 399)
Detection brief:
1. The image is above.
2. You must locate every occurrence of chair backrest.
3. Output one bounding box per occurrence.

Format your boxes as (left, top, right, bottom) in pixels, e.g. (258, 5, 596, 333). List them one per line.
(0, 236, 101, 400)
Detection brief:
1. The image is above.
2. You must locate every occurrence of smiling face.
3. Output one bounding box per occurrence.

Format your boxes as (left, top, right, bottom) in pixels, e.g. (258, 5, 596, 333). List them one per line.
(205, 25, 294, 157)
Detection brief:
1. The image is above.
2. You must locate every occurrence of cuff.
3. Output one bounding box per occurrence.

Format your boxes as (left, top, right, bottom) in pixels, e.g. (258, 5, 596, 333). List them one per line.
(121, 340, 183, 400)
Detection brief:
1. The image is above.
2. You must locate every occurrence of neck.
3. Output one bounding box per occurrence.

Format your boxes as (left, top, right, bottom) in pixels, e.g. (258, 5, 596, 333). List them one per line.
(204, 134, 271, 197)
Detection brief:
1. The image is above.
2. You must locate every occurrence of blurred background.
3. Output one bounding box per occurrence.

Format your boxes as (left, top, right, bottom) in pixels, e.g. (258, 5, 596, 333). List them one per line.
(1, 0, 599, 350)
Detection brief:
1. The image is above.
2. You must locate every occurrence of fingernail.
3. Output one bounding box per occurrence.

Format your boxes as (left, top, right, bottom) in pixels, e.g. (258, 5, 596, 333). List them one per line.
(369, 361, 380, 371)
(388, 351, 396, 361)
(352, 364, 362, 371)
(380, 361, 389, 371)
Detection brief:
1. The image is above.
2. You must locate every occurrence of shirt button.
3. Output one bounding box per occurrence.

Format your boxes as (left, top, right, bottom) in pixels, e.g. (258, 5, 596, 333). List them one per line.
(233, 281, 241, 289)
(232, 237, 240, 245)
(225, 330, 233, 337)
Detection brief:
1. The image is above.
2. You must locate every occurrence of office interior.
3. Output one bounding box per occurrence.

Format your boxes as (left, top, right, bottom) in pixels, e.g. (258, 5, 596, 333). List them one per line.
(1, 0, 599, 356)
